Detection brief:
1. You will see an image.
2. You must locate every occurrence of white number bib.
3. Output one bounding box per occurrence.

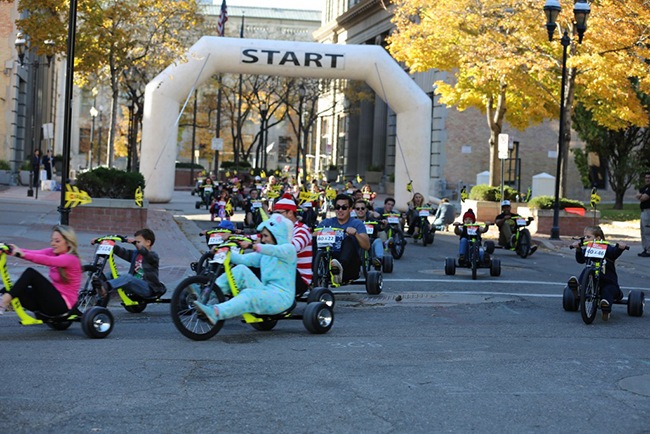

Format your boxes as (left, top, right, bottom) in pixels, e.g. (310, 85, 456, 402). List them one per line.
(96, 241, 114, 256)
(252, 200, 263, 208)
(317, 230, 336, 247)
(386, 214, 399, 224)
(466, 226, 478, 236)
(419, 209, 430, 217)
(365, 224, 374, 235)
(516, 218, 527, 226)
(208, 234, 224, 246)
(211, 247, 229, 264)
(204, 186, 213, 193)
(584, 243, 606, 259)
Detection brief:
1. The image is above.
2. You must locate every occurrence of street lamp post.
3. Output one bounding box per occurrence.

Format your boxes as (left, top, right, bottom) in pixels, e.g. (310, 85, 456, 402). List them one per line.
(543, 0, 590, 240)
(257, 102, 268, 170)
(15, 35, 54, 199)
(96, 106, 103, 167)
(296, 84, 306, 185)
(89, 105, 98, 170)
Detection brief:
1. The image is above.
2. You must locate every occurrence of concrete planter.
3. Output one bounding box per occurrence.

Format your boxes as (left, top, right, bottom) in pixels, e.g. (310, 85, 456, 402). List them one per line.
(20, 170, 31, 186)
(69, 198, 149, 234)
(364, 171, 383, 185)
(386, 182, 395, 195)
(527, 208, 599, 237)
(326, 170, 338, 183)
(460, 199, 521, 223)
(0, 170, 11, 185)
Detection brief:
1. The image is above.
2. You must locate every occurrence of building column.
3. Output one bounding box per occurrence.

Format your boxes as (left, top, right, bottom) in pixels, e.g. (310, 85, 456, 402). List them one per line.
(356, 90, 374, 177)
(372, 95, 387, 170)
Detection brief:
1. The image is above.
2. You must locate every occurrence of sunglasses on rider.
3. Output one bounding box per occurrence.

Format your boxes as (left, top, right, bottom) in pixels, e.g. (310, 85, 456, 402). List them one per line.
(334, 205, 349, 210)
(354, 207, 366, 211)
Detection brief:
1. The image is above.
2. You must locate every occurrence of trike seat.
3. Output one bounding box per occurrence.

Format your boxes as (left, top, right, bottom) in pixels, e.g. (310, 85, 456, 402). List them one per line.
(250, 300, 297, 321)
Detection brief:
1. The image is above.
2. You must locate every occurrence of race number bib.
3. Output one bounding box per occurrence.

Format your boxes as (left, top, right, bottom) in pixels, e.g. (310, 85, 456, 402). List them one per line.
(232, 187, 238, 192)
(516, 218, 527, 226)
(386, 214, 400, 224)
(218, 201, 226, 207)
(466, 226, 478, 236)
(252, 200, 263, 209)
(204, 186, 213, 193)
(212, 247, 229, 264)
(363, 193, 371, 199)
(96, 240, 115, 256)
(208, 233, 224, 246)
(317, 230, 336, 247)
(419, 208, 431, 217)
(584, 243, 606, 259)
(365, 224, 374, 235)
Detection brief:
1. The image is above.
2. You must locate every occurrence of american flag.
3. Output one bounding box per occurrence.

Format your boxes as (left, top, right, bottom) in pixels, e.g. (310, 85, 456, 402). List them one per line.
(216, 0, 228, 36)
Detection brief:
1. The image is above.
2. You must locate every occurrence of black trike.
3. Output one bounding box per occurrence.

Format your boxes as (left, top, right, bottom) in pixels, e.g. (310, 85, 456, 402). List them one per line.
(445, 223, 501, 280)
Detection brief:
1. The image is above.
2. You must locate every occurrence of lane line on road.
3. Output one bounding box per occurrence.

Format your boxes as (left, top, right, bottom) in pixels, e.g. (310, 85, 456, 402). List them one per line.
(383, 278, 648, 291)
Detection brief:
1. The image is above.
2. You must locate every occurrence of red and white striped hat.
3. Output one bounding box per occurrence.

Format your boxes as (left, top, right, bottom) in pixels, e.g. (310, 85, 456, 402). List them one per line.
(274, 193, 297, 212)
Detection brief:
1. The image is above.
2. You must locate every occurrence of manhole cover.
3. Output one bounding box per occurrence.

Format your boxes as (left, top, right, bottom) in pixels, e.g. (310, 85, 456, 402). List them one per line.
(619, 375, 650, 397)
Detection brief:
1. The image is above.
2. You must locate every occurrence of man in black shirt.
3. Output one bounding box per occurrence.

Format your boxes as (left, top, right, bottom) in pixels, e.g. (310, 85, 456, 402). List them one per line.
(636, 172, 650, 257)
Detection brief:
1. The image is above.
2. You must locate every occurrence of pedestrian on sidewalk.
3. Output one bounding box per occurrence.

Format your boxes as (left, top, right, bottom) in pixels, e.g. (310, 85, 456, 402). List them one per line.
(635, 172, 650, 257)
(31, 149, 41, 188)
(42, 149, 53, 180)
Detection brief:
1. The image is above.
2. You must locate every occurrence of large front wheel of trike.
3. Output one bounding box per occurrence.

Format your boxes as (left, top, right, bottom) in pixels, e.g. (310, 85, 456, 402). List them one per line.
(579, 270, 598, 324)
(171, 275, 226, 341)
(78, 265, 110, 314)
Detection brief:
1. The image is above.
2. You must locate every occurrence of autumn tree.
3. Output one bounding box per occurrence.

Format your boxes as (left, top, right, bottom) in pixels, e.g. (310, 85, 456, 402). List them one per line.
(389, 0, 650, 196)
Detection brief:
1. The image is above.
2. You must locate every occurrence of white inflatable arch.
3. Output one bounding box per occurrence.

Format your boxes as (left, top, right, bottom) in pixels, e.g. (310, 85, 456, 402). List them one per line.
(141, 36, 431, 207)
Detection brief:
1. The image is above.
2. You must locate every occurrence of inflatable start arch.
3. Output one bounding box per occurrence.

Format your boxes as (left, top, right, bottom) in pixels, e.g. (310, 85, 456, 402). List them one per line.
(141, 36, 431, 207)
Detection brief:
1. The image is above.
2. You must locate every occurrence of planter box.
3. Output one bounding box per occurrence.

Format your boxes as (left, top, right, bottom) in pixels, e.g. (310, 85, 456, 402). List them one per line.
(326, 170, 338, 183)
(20, 170, 30, 186)
(460, 200, 523, 223)
(0, 170, 10, 185)
(175, 168, 198, 187)
(69, 198, 149, 234)
(364, 171, 383, 184)
(527, 208, 599, 237)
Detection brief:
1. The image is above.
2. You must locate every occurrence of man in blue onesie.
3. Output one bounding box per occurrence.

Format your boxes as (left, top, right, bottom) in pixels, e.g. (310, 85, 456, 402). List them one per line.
(316, 194, 370, 284)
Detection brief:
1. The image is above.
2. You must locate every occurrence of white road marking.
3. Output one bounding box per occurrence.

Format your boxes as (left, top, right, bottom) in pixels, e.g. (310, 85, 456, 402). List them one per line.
(382, 278, 649, 291)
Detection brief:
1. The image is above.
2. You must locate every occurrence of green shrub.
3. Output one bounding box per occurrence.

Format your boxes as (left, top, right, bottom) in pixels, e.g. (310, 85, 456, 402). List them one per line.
(221, 160, 251, 169)
(367, 164, 383, 172)
(20, 160, 31, 171)
(0, 160, 11, 170)
(75, 167, 145, 199)
(175, 162, 204, 170)
(528, 195, 585, 210)
(328, 164, 338, 171)
(469, 184, 519, 201)
(389, 173, 395, 182)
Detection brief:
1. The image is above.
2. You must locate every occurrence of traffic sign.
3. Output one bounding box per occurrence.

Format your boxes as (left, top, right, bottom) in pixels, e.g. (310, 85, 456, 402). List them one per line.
(211, 138, 224, 151)
(498, 134, 509, 159)
(64, 184, 92, 208)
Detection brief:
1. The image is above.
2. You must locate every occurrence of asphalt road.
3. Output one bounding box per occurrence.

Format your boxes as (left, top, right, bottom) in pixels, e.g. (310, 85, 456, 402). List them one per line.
(2, 194, 649, 432)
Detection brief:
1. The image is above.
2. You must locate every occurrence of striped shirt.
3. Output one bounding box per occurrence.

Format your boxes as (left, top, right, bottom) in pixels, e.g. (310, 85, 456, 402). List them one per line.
(292, 221, 313, 285)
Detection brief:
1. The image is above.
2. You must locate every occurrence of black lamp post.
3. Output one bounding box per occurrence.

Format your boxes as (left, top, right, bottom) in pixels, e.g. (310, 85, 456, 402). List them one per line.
(15, 35, 54, 199)
(544, 0, 590, 240)
(296, 84, 306, 185)
(257, 102, 268, 170)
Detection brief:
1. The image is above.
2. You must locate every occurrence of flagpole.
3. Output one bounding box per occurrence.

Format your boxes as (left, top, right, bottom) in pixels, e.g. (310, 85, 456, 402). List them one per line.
(214, 0, 227, 174)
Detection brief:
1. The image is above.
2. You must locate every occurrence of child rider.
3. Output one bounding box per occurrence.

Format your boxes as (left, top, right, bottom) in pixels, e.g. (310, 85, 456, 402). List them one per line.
(93, 228, 166, 299)
(569, 225, 626, 321)
(453, 209, 491, 265)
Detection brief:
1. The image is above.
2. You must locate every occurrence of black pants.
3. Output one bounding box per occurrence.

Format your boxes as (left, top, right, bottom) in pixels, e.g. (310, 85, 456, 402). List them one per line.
(331, 237, 361, 282)
(7, 268, 68, 315)
(296, 272, 309, 297)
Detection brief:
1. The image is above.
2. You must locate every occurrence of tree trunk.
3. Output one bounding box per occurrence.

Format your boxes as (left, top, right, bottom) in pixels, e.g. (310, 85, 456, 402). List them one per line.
(486, 84, 507, 187)
(107, 53, 119, 168)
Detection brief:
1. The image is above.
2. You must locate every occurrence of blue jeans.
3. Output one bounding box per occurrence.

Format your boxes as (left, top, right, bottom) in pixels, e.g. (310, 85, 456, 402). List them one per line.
(107, 274, 152, 298)
(459, 238, 484, 262)
(371, 239, 384, 259)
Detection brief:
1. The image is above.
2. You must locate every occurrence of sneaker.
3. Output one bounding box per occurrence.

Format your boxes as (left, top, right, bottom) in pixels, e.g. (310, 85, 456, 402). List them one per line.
(600, 299, 611, 321)
(528, 245, 538, 256)
(330, 259, 343, 285)
(193, 300, 218, 325)
(94, 279, 109, 299)
(639, 251, 650, 258)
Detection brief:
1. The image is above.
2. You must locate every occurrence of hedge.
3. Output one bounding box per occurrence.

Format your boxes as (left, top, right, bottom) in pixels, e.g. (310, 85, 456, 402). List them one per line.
(75, 167, 145, 199)
(175, 162, 205, 170)
(221, 160, 252, 169)
(0, 160, 11, 170)
(469, 184, 519, 202)
(528, 195, 585, 210)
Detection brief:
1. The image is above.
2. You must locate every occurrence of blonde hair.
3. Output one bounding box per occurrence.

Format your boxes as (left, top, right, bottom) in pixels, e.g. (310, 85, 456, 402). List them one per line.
(52, 225, 80, 283)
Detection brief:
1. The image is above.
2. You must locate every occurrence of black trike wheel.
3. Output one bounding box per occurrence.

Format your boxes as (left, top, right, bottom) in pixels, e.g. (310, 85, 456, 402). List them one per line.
(170, 275, 226, 341)
(517, 230, 531, 259)
(308, 287, 336, 308)
(470, 243, 478, 280)
(361, 250, 369, 279)
(81, 307, 114, 339)
(422, 221, 430, 247)
(251, 320, 278, 331)
(444, 257, 456, 275)
(391, 231, 406, 260)
(563, 285, 579, 312)
(195, 251, 214, 276)
(47, 321, 73, 331)
(365, 270, 383, 295)
(302, 302, 334, 334)
(580, 270, 598, 324)
(484, 241, 495, 255)
(627, 290, 645, 317)
(382, 255, 394, 274)
(312, 251, 331, 288)
(78, 265, 110, 314)
(490, 258, 501, 277)
(124, 303, 147, 314)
